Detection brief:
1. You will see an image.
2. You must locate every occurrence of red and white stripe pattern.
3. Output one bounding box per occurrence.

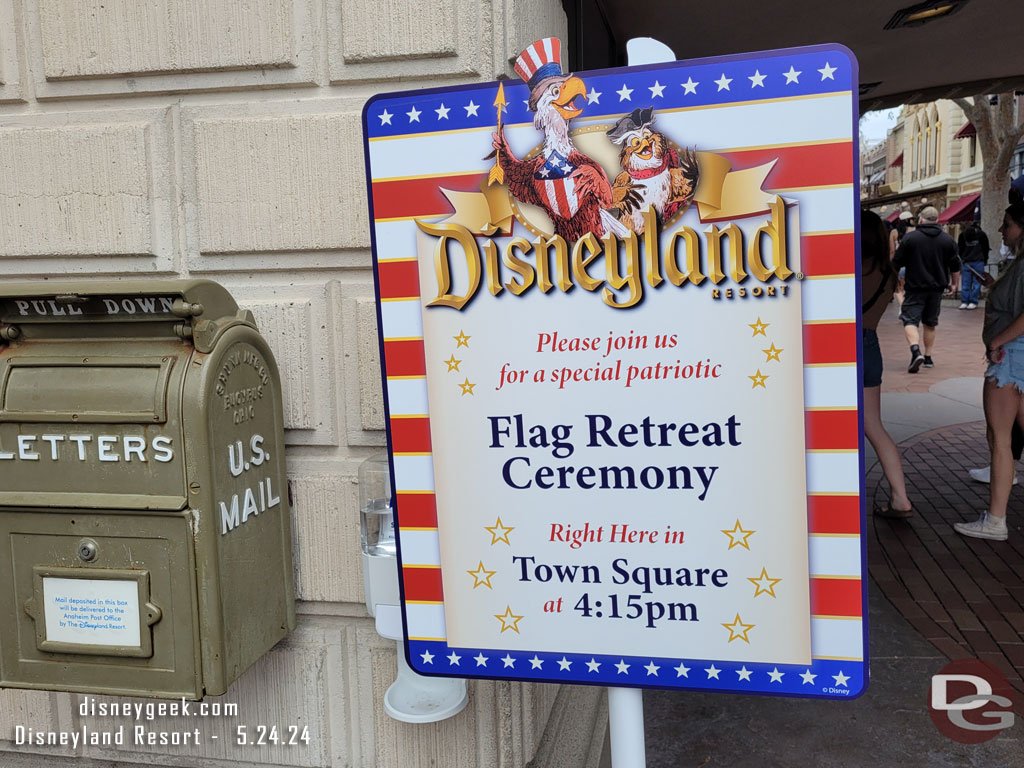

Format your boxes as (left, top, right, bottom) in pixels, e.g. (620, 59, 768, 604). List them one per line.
(370, 91, 863, 662)
(802, 224, 862, 661)
(544, 177, 579, 217)
(536, 150, 580, 218)
(514, 37, 561, 86)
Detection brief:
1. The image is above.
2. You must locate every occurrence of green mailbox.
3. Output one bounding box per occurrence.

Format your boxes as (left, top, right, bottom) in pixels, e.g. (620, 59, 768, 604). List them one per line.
(0, 280, 295, 700)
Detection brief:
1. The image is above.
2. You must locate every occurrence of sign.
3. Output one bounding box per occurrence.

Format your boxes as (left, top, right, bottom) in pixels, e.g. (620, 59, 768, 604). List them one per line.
(364, 41, 866, 697)
(42, 578, 141, 647)
(1, 295, 179, 321)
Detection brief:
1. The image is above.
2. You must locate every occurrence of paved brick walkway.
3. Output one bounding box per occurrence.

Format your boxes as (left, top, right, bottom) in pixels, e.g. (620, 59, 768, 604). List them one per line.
(869, 299, 1024, 701)
(878, 298, 987, 393)
(867, 423, 1024, 699)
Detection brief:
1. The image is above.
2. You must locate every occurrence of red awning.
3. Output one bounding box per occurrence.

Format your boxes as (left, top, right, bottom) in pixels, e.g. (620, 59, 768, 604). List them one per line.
(885, 209, 900, 223)
(888, 151, 904, 168)
(954, 121, 976, 139)
(936, 192, 980, 224)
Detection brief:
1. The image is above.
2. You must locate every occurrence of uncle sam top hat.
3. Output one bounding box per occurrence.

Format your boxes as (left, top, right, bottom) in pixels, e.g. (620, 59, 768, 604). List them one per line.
(514, 38, 570, 110)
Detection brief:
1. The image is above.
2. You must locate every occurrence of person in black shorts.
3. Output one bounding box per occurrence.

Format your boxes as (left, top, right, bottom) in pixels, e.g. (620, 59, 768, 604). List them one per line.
(893, 206, 960, 372)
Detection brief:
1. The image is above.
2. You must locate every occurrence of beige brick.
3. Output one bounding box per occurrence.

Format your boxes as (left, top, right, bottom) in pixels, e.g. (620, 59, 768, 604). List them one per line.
(193, 114, 369, 253)
(507, 0, 569, 70)
(78, 629, 331, 766)
(328, 0, 482, 82)
(341, 0, 456, 63)
(0, 689, 77, 762)
(346, 623, 479, 768)
(0, 689, 58, 742)
(332, 281, 387, 448)
(290, 473, 364, 603)
(0, 123, 154, 258)
(0, 0, 22, 102)
(247, 299, 316, 431)
(356, 298, 386, 432)
(38, 0, 294, 79)
(224, 281, 339, 447)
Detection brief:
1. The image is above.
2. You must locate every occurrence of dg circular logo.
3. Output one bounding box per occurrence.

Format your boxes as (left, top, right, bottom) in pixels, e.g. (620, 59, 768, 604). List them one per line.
(929, 659, 1015, 743)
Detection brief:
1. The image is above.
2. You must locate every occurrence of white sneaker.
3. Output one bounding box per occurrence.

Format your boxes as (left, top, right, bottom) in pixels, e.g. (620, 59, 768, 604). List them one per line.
(959, 302, 968, 309)
(967, 303, 978, 309)
(968, 466, 1019, 485)
(954, 513, 1008, 541)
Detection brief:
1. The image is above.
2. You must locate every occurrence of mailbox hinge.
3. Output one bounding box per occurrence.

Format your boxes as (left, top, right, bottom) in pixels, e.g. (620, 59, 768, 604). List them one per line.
(0, 324, 20, 342)
(190, 311, 258, 354)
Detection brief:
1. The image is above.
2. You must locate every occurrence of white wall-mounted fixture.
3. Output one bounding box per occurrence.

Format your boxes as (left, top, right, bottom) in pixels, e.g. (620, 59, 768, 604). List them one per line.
(359, 455, 468, 723)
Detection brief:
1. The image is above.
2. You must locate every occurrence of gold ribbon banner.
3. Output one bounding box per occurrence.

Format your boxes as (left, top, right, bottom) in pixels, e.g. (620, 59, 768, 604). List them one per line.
(435, 153, 780, 235)
(439, 181, 515, 235)
(693, 152, 779, 222)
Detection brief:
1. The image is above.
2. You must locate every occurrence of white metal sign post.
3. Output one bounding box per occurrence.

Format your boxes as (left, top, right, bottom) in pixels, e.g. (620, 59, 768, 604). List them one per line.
(364, 38, 866, 766)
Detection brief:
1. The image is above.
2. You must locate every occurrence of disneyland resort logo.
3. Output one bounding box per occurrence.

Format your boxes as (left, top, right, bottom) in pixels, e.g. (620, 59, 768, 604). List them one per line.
(416, 38, 797, 311)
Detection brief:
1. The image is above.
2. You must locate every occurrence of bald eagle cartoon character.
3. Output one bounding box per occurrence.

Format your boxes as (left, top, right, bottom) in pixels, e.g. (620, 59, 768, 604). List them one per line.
(607, 107, 699, 234)
(491, 38, 635, 241)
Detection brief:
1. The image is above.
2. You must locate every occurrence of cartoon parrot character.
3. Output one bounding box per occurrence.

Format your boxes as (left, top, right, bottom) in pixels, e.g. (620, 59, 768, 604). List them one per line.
(606, 107, 700, 234)
(491, 38, 635, 242)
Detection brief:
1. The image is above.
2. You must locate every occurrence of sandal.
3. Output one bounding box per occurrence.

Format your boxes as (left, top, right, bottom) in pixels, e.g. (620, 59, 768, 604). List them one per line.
(874, 504, 914, 519)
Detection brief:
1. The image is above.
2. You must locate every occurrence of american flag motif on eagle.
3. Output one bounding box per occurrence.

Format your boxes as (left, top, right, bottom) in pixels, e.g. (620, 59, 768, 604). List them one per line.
(535, 150, 580, 218)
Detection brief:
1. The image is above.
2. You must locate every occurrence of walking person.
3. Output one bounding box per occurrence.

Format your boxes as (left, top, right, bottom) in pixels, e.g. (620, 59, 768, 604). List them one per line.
(958, 220, 990, 310)
(955, 200, 1024, 540)
(891, 210, 913, 311)
(893, 206, 960, 372)
(862, 210, 914, 518)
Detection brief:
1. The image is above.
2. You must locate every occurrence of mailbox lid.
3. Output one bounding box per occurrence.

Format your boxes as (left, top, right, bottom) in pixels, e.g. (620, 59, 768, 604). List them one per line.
(0, 339, 190, 510)
(0, 280, 239, 327)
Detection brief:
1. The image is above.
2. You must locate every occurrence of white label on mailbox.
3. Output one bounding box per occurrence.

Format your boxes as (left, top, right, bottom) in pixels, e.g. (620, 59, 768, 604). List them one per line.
(42, 578, 141, 647)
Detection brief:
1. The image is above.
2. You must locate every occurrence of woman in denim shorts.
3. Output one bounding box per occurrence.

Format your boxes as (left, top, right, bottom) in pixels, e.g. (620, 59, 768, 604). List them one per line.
(955, 200, 1024, 540)
(862, 210, 913, 517)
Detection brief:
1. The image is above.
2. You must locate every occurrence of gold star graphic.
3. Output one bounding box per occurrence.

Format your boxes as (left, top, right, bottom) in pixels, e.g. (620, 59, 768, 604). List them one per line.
(445, 354, 462, 372)
(721, 614, 755, 643)
(749, 317, 769, 336)
(459, 378, 476, 395)
(763, 343, 783, 362)
(748, 567, 782, 597)
(467, 561, 496, 589)
(485, 517, 514, 545)
(453, 330, 471, 347)
(721, 520, 755, 550)
(495, 605, 523, 633)
(749, 369, 768, 389)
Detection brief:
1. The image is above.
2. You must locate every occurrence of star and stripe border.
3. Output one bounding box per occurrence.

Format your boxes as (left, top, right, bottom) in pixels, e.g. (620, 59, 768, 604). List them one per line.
(365, 47, 853, 141)
(364, 43, 869, 699)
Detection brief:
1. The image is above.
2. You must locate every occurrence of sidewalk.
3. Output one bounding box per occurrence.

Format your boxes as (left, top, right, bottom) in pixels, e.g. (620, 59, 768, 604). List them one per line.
(641, 301, 1023, 766)
(870, 301, 1024, 701)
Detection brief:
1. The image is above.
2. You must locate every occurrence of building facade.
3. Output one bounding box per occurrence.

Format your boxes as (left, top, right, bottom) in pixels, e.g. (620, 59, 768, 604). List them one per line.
(0, 2, 608, 767)
(862, 100, 976, 220)
(899, 100, 982, 207)
(863, 98, 1023, 226)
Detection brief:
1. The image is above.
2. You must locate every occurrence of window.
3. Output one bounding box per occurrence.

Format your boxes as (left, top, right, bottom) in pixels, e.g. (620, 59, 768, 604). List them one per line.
(1012, 148, 1024, 179)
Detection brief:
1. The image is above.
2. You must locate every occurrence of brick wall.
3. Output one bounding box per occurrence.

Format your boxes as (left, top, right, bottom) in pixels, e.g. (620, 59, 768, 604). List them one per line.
(0, 2, 608, 766)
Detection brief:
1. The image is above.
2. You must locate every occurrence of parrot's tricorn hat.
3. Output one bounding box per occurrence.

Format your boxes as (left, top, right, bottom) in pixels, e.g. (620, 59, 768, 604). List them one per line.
(607, 107, 656, 144)
(514, 38, 571, 111)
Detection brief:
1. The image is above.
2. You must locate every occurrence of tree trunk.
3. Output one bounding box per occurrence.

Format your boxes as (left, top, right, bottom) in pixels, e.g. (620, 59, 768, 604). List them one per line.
(982, 170, 1008, 263)
(953, 94, 1024, 258)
